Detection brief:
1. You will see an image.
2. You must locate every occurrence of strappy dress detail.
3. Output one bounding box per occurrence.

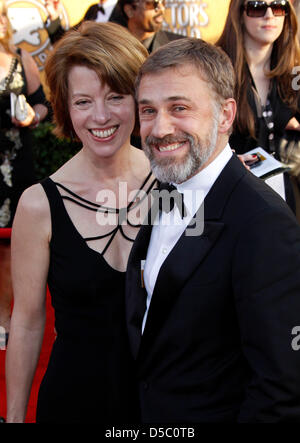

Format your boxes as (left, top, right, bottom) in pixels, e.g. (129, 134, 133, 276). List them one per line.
(51, 172, 156, 257)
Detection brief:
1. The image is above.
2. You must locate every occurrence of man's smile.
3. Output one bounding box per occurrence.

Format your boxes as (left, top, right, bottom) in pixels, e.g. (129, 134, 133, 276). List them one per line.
(155, 141, 186, 152)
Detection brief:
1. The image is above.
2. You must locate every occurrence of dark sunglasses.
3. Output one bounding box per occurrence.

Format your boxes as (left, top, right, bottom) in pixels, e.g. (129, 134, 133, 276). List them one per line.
(242, 1, 290, 17)
(149, 0, 165, 9)
(133, 0, 165, 11)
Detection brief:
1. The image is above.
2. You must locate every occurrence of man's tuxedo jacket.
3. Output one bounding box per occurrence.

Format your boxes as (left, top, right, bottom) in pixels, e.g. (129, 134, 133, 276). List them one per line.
(126, 155, 300, 422)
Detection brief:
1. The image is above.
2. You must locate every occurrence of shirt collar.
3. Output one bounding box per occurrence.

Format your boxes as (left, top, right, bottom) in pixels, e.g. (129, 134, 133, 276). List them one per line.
(174, 144, 233, 218)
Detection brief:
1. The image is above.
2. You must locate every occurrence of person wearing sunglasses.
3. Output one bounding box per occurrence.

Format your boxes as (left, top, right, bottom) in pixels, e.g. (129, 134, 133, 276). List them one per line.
(115, 0, 183, 53)
(292, 0, 300, 40)
(217, 1, 300, 217)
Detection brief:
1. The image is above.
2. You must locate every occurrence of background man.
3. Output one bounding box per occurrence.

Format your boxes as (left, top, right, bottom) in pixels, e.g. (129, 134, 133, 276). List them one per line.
(126, 38, 300, 422)
(115, 0, 183, 53)
(45, 0, 124, 43)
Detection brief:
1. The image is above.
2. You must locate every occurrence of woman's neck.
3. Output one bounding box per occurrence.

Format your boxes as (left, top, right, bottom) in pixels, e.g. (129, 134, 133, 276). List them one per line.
(244, 39, 273, 105)
(244, 38, 273, 72)
(79, 142, 136, 186)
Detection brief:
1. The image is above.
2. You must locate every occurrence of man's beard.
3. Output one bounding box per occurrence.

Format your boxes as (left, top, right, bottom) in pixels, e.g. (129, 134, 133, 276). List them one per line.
(146, 13, 163, 33)
(142, 117, 219, 184)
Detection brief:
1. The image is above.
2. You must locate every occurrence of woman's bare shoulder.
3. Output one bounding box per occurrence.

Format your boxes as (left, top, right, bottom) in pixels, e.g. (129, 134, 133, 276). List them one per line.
(11, 183, 52, 244)
(17, 183, 50, 219)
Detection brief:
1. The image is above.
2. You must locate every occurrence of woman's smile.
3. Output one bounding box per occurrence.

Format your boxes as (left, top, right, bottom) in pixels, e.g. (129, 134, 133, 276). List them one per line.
(89, 125, 119, 140)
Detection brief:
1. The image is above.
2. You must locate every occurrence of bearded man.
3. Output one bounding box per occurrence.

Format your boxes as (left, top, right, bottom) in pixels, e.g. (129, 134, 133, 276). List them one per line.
(126, 38, 300, 422)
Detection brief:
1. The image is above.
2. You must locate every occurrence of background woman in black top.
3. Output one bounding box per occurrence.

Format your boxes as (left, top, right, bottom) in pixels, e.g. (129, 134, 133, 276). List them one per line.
(217, 0, 300, 213)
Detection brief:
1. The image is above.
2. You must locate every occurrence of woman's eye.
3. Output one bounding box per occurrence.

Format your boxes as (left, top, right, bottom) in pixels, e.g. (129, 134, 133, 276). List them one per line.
(75, 100, 89, 106)
(110, 95, 124, 101)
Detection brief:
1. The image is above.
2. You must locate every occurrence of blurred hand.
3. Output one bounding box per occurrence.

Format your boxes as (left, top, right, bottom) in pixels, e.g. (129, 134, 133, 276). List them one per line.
(11, 103, 35, 128)
(237, 153, 260, 171)
(285, 117, 300, 131)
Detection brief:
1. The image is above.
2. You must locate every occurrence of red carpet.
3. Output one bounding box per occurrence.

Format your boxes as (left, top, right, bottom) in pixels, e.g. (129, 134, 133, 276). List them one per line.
(0, 290, 55, 423)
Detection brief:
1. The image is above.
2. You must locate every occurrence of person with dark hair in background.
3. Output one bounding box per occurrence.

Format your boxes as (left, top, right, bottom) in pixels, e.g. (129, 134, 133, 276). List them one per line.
(292, 0, 300, 39)
(114, 0, 183, 53)
(5, 21, 154, 423)
(126, 36, 300, 422)
(217, 0, 300, 215)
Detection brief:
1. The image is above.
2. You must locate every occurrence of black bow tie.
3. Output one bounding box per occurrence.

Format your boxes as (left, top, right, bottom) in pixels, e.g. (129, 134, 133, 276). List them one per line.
(157, 182, 187, 219)
(98, 4, 105, 14)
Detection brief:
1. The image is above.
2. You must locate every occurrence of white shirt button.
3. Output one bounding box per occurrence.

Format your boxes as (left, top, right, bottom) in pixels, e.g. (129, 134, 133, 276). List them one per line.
(162, 248, 168, 254)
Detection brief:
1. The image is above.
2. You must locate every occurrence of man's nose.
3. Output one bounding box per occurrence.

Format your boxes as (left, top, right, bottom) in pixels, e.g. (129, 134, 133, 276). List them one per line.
(150, 109, 174, 139)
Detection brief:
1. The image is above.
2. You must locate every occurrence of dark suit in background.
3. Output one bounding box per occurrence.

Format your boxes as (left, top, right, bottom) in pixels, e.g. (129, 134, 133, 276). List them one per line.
(46, 2, 125, 44)
(143, 29, 183, 54)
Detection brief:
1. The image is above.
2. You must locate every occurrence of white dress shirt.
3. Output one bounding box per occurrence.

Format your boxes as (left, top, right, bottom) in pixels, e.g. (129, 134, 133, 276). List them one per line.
(95, 0, 117, 22)
(142, 144, 233, 333)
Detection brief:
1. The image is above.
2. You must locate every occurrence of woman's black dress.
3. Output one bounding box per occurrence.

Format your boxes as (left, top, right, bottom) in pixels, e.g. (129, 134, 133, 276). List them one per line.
(35, 176, 153, 423)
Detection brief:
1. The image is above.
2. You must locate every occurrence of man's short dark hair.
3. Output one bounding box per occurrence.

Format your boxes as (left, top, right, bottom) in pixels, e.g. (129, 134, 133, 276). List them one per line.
(118, 0, 136, 20)
(135, 37, 236, 106)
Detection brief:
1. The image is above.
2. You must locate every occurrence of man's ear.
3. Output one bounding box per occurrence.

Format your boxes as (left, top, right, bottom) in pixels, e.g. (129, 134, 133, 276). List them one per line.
(218, 98, 236, 134)
(124, 4, 134, 19)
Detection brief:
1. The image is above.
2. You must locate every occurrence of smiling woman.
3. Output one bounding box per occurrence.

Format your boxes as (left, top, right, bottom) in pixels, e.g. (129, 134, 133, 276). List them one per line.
(5, 21, 156, 423)
(67, 65, 136, 160)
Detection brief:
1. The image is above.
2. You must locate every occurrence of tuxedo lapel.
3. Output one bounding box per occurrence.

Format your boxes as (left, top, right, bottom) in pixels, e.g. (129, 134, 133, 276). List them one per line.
(140, 219, 225, 355)
(84, 5, 99, 21)
(139, 155, 248, 355)
(126, 221, 153, 359)
(151, 31, 170, 52)
(126, 155, 247, 359)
